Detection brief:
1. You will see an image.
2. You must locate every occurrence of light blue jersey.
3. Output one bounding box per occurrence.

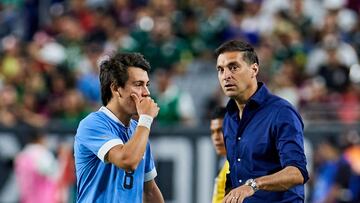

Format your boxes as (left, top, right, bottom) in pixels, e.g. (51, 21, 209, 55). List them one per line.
(74, 107, 157, 202)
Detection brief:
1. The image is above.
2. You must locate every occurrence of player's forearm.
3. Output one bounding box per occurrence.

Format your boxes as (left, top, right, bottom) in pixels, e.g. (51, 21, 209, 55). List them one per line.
(255, 166, 304, 191)
(108, 126, 150, 171)
(143, 181, 165, 203)
(144, 189, 164, 203)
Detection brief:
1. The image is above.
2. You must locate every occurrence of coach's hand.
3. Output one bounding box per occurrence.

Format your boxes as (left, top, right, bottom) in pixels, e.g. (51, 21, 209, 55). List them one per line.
(222, 185, 254, 203)
(131, 94, 159, 118)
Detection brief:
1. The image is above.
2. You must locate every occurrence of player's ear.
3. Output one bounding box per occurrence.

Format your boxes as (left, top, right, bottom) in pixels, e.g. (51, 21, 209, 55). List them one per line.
(111, 83, 121, 97)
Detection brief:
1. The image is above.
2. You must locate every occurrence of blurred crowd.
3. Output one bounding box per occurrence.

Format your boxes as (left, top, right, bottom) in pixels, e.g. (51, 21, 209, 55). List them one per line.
(1, 0, 360, 202)
(1, 0, 360, 128)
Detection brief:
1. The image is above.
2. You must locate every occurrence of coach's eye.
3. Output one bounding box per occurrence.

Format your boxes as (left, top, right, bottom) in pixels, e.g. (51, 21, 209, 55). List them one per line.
(229, 65, 238, 72)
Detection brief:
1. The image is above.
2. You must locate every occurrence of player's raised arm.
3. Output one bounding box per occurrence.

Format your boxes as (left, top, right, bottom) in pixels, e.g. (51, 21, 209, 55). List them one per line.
(106, 94, 159, 171)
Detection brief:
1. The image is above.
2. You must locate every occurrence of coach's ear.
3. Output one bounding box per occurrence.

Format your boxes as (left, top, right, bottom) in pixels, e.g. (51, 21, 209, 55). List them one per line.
(251, 63, 259, 78)
(111, 83, 121, 97)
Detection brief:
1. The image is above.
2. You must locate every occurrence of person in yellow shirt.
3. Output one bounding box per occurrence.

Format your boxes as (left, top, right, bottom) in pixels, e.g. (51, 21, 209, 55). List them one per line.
(210, 106, 230, 203)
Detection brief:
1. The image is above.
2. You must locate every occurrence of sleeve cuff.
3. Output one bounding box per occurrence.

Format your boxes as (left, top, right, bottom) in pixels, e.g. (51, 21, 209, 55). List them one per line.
(97, 139, 123, 162)
(286, 162, 309, 184)
(144, 168, 157, 182)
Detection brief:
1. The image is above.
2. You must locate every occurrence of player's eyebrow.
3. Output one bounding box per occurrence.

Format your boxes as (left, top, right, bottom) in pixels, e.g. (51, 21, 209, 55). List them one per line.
(132, 80, 150, 85)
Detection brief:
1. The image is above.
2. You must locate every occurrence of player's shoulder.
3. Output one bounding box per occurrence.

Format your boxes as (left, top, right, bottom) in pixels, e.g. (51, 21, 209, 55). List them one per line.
(78, 110, 109, 128)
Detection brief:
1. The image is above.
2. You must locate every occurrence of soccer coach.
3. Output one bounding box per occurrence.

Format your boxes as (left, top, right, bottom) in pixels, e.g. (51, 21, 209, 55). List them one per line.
(215, 40, 309, 203)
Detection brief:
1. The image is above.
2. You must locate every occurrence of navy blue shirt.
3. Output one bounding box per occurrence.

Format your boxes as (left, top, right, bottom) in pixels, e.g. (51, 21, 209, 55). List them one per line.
(223, 83, 309, 203)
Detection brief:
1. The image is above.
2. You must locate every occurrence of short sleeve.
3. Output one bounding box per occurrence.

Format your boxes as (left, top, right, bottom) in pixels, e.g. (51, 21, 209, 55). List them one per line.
(144, 143, 157, 182)
(274, 106, 309, 183)
(75, 115, 124, 163)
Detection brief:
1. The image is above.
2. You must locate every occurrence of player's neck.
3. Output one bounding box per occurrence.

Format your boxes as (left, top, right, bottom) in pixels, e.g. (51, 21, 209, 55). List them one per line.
(106, 102, 131, 126)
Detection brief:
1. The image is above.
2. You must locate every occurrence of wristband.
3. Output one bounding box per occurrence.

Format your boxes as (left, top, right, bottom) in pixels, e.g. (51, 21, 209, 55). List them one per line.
(138, 114, 153, 130)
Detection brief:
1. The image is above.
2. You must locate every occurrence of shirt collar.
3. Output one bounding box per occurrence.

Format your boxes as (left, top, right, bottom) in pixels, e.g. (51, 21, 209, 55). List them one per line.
(250, 82, 270, 106)
(226, 82, 270, 113)
(99, 106, 126, 127)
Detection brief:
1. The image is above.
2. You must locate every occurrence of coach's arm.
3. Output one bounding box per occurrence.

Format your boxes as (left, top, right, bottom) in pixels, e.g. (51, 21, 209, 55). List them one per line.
(143, 179, 165, 203)
(223, 166, 304, 203)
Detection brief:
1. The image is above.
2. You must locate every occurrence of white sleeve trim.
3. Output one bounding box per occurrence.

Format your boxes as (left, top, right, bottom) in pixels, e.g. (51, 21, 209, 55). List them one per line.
(97, 139, 123, 163)
(144, 168, 157, 182)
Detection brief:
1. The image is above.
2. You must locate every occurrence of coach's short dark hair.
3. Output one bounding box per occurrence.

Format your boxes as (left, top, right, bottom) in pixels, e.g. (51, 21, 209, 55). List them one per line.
(210, 106, 226, 120)
(99, 52, 151, 105)
(215, 40, 259, 65)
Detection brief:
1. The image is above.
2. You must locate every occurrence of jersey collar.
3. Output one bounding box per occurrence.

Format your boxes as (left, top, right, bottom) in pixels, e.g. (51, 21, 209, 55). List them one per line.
(99, 106, 126, 127)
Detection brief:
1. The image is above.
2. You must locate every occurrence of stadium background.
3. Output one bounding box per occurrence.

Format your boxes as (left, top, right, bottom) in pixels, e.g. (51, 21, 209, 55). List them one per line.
(1, 0, 360, 202)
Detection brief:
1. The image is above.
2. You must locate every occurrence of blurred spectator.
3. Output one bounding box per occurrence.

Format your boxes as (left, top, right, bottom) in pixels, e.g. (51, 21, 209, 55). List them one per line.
(0, 1, 23, 38)
(326, 130, 360, 203)
(322, 0, 358, 34)
(18, 91, 48, 127)
(23, 0, 40, 41)
(56, 142, 76, 203)
(317, 41, 350, 93)
(152, 68, 196, 127)
(239, 0, 274, 45)
(196, 0, 230, 48)
(272, 10, 307, 70)
(14, 127, 59, 203)
(299, 77, 337, 121)
(76, 42, 102, 105)
(270, 60, 301, 108)
(56, 14, 85, 71)
(222, 1, 247, 42)
(306, 33, 358, 76)
(176, 8, 208, 58)
(14, 127, 76, 203)
(109, 0, 135, 27)
(288, 0, 313, 41)
(336, 84, 360, 125)
(134, 15, 191, 72)
(1, 35, 22, 82)
(0, 85, 18, 127)
(58, 89, 90, 127)
(311, 136, 341, 203)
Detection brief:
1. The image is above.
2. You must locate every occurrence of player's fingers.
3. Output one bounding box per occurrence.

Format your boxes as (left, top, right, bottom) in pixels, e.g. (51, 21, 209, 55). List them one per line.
(131, 94, 140, 105)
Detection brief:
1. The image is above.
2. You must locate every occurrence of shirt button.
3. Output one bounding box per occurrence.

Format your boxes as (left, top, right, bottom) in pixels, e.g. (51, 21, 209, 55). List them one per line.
(237, 137, 241, 141)
(238, 179, 242, 183)
(237, 158, 241, 162)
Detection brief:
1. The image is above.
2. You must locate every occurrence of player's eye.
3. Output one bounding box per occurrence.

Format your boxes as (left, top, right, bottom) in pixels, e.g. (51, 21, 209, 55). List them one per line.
(134, 82, 143, 86)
